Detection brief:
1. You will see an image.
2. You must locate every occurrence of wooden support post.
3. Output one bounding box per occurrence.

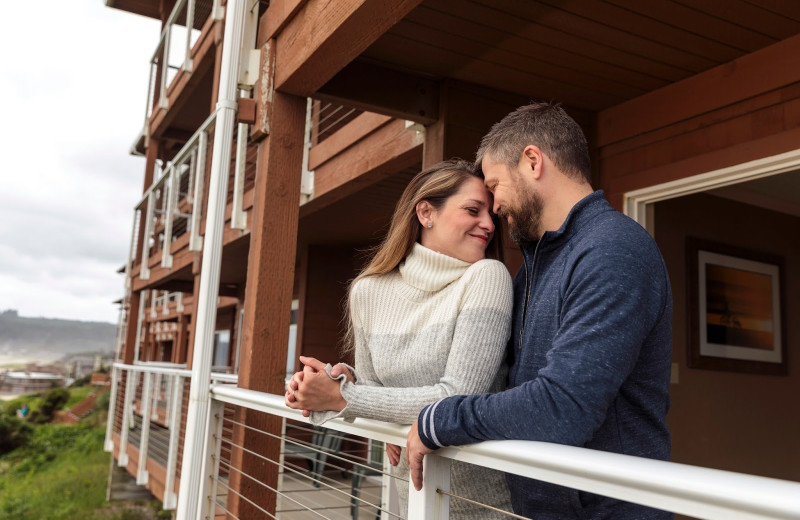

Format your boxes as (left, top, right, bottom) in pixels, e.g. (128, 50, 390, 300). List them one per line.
(226, 87, 306, 519)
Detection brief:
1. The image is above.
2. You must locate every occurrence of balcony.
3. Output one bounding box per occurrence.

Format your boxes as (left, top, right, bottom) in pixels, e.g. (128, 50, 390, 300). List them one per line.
(106, 363, 800, 520)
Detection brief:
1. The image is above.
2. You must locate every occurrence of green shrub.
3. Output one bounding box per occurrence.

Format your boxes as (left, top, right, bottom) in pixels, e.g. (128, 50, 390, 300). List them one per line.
(69, 375, 91, 388)
(95, 391, 110, 412)
(0, 414, 32, 454)
(29, 388, 70, 424)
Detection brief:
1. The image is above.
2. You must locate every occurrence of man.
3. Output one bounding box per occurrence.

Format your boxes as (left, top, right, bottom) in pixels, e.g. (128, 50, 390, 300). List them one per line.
(406, 102, 673, 520)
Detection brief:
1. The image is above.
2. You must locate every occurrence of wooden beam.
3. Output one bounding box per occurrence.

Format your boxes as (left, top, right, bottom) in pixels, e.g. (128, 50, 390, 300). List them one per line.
(317, 61, 439, 125)
(275, 0, 423, 96)
(157, 280, 195, 294)
(598, 33, 800, 147)
(300, 118, 424, 217)
(308, 111, 392, 171)
(257, 0, 307, 46)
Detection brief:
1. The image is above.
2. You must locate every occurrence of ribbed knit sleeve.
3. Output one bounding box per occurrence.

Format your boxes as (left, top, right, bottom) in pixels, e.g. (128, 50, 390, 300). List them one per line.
(338, 260, 512, 424)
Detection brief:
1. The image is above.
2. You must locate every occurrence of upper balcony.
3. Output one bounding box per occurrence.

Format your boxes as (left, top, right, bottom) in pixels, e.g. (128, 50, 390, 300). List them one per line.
(126, 93, 422, 293)
(128, 0, 223, 156)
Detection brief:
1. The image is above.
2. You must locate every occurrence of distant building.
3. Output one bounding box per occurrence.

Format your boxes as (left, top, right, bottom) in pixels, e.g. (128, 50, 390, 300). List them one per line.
(0, 371, 65, 394)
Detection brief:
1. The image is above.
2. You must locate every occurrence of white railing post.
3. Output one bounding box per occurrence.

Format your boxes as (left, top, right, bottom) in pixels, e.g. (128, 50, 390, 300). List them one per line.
(231, 92, 249, 230)
(133, 290, 148, 363)
(183, 0, 195, 73)
(150, 290, 158, 319)
(144, 60, 156, 137)
(189, 130, 207, 252)
(176, 0, 248, 517)
(177, 292, 185, 313)
(160, 25, 171, 109)
(137, 372, 153, 485)
(125, 208, 139, 291)
(162, 168, 178, 268)
(212, 0, 224, 20)
(117, 370, 134, 467)
(200, 399, 225, 520)
(407, 454, 451, 520)
(186, 150, 196, 203)
(163, 375, 185, 510)
(140, 192, 155, 280)
(300, 97, 315, 204)
(104, 366, 120, 452)
(151, 373, 162, 421)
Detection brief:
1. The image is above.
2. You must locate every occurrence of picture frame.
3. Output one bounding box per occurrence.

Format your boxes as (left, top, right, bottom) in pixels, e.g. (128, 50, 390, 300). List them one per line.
(686, 238, 787, 375)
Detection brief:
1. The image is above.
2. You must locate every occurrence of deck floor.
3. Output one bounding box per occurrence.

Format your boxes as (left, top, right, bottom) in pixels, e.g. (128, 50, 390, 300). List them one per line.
(213, 470, 384, 519)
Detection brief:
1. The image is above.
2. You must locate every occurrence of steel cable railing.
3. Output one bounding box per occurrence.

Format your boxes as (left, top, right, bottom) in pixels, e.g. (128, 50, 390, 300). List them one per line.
(206, 386, 800, 520)
(210, 410, 402, 520)
(108, 366, 800, 519)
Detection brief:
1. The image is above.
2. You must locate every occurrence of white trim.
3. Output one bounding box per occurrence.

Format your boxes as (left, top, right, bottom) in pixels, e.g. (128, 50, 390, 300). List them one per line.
(623, 148, 800, 229)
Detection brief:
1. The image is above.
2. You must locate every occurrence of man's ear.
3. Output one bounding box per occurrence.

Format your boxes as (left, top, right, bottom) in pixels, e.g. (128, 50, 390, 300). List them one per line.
(522, 145, 543, 180)
(416, 200, 434, 227)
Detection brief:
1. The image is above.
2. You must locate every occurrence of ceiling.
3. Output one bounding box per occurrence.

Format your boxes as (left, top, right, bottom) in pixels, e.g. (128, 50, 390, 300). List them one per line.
(708, 169, 800, 218)
(362, 0, 800, 111)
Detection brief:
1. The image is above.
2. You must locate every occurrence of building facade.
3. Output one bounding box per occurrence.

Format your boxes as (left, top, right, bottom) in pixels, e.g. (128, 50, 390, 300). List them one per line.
(104, 1, 800, 518)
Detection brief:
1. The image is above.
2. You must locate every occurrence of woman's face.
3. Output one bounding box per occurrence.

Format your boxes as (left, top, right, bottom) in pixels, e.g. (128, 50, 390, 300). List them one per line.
(421, 176, 496, 263)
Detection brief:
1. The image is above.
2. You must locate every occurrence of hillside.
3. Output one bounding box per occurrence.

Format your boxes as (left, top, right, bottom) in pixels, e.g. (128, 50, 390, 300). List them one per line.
(0, 310, 115, 363)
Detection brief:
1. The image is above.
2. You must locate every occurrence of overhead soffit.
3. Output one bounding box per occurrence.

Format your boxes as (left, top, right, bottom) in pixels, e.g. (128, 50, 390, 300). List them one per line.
(106, 0, 161, 20)
(361, 0, 800, 111)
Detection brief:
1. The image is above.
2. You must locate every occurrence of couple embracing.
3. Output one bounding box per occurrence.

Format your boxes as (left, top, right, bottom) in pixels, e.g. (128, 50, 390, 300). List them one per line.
(286, 102, 673, 520)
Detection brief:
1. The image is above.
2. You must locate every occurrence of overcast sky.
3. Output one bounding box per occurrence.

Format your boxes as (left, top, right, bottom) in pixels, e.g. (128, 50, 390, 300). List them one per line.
(0, 2, 161, 324)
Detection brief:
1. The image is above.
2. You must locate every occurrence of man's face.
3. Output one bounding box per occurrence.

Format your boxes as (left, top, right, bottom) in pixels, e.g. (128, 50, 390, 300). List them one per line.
(482, 156, 544, 243)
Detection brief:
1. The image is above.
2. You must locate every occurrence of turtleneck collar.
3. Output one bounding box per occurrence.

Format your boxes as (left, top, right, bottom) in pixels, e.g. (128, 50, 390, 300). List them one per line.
(398, 243, 472, 294)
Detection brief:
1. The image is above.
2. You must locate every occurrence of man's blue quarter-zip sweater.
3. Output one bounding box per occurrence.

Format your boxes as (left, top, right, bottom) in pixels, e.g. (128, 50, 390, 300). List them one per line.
(417, 191, 674, 520)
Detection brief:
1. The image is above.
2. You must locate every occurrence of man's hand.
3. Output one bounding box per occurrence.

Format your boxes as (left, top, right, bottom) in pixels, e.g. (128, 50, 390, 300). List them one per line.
(405, 420, 434, 491)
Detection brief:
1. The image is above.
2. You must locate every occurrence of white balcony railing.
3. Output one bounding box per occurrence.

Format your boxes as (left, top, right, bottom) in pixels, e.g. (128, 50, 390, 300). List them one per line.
(144, 0, 224, 131)
(135, 113, 214, 280)
(190, 386, 800, 520)
(149, 290, 185, 317)
(106, 360, 800, 519)
(106, 363, 190, 510)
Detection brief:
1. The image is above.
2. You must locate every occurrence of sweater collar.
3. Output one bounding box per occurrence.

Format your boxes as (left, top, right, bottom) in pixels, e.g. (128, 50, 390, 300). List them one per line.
(399, 243, 472, 293)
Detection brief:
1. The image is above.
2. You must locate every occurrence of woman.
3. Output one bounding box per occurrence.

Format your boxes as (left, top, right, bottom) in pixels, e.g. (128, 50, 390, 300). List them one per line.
(285, 160, 513, 519)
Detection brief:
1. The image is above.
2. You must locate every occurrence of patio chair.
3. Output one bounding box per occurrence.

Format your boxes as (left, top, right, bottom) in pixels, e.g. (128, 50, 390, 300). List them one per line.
(284, 424, 344, 487)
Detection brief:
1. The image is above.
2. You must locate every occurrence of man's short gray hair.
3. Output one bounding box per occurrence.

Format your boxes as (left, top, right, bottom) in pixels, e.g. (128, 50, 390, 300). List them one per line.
(475, 102, 591, 184)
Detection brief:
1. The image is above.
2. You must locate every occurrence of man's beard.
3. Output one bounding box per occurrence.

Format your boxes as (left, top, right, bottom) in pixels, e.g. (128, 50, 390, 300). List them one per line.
(502, 185, 544, 244)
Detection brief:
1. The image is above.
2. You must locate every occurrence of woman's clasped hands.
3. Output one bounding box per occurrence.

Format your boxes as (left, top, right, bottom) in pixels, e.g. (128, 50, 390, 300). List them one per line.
(285, 356, 352, 416)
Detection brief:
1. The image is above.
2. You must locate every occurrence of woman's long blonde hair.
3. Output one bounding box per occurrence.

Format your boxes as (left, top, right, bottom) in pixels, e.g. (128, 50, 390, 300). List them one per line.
(342, 160, 502, 352)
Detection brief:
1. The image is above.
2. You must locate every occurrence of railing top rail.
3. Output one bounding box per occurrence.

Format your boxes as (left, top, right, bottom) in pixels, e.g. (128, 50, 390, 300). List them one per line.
(209, 385, 800, 520)
(210, 373, 238, 384)
(211, 384, 408, 446)
(115, 362, 192, 378)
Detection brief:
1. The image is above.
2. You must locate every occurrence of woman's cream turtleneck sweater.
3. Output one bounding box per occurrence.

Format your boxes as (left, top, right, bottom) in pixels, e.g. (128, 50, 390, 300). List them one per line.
(314, 243, 514, 519)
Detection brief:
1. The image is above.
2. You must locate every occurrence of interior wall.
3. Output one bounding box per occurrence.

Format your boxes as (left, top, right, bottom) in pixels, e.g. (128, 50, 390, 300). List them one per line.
(655, 192, 799, 482)
(297, 245, 361, 370)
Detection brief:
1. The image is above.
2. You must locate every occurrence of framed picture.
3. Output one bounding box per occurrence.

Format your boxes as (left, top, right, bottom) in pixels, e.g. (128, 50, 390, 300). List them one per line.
(686, 238, 786, 375)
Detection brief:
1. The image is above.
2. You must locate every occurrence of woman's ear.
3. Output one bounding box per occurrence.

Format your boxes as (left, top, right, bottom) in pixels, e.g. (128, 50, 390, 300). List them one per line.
(416, 200, 433, 228)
